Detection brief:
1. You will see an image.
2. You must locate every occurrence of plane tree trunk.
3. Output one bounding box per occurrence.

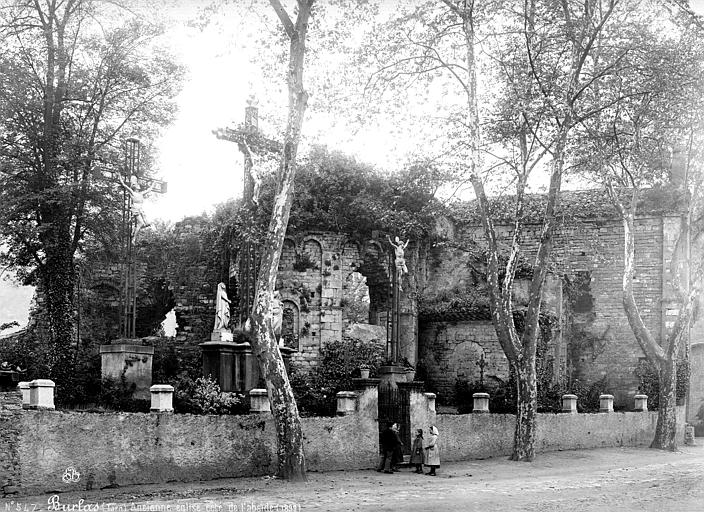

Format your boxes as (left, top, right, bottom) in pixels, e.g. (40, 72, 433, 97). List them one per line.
(246, 0, 314, 481)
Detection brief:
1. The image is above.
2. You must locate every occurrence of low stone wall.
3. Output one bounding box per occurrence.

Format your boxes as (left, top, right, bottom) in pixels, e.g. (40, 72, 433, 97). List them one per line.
(0, 392, 22, 495)
(0, 386, 688, 496)
(9, 386, 379, 496)
(437, 407, 686, 462)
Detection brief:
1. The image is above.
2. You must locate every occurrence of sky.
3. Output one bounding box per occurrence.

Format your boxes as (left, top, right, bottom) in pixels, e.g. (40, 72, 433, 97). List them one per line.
(143, 1, 408, 223)
(144, 0, 704, 223)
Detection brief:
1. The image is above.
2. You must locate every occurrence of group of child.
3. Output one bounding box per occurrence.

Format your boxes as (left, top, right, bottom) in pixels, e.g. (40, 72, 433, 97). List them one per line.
(378, 423, 440, 476)
(411, 426, 440, 476)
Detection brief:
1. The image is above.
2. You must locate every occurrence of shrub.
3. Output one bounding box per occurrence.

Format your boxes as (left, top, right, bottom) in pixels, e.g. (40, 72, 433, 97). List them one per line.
(290, 336, 385, 416)
(635, 359, 689, 410)
(452, 374, 611, 414)
(174, 376, 247, 415)
(99, 376, 150, 413)
(454, 375, 517, 414)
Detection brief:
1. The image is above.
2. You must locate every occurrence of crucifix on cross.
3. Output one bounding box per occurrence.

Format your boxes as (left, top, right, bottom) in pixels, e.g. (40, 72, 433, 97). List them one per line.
(213, 97, 282, 206)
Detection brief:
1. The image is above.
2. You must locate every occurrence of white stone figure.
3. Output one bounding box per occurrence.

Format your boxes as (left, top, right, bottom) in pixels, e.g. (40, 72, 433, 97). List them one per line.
(388, 236, 410, 275)
(241, 292, 283, 344)
(272, 291, 283, 346)
(214, 282, 231, 331)
(242, 141, 263, 205)
(117, 174, 156, 234)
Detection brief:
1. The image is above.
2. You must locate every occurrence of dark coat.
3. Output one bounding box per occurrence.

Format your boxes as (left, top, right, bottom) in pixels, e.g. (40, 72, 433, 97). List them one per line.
(381, 427, 403, 452)
(410, 436, 425, 464)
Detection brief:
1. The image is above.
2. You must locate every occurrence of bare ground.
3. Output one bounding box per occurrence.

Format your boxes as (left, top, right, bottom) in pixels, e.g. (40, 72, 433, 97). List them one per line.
(8, 444, 704, 512)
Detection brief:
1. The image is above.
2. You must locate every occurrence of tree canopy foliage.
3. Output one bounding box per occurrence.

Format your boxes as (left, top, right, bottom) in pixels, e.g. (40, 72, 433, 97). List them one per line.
(0, 0, 183, 396)
(211, 146, 446, 256)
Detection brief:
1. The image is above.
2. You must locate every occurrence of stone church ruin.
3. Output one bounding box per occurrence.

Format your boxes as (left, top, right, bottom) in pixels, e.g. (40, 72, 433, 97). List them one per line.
(16, 104, 703, 435)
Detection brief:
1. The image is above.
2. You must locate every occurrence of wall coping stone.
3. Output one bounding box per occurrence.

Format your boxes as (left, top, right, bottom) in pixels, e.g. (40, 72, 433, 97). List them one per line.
(351, 378, 381, 389)
(150, 385, 174, 393)
(29, 379, 55, 388)
(99, 344, 154, 355)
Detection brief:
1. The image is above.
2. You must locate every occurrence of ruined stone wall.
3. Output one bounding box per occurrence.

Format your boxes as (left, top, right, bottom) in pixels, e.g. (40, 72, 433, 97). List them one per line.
(419, 321, 510, 398)
(419, 215, 674, 406)
(276, 232, 397, 370)
(75, 216, 222, 346)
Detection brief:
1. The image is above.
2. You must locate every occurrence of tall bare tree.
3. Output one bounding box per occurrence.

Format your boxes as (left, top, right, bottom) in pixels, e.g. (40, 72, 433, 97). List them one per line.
(579, 4, 704, 448)
(245, 0, 314, 481)
(364, 0, 619, 460)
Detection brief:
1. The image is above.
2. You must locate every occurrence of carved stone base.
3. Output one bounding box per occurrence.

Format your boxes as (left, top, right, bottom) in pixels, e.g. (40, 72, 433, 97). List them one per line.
(211, 329, 233, 342)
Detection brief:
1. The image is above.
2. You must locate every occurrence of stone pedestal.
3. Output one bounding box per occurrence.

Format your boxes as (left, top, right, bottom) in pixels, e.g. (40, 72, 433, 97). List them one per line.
(634, 394, 648, 412)
(336, 391, 357, 415)
(599, 394, 614, 413)
(28, 379, 55, 410)
(684, 423, 696, 445)
(200, 341, 261, 393)
(17, 382, 30, 407)
(211, 329, 234, 342)
(472, 392, 490, 413)
(562, 394, 578, 414)
(100, 343, 154, 400)
(250, 388, 270, 413)
(150, 384, 174, 413)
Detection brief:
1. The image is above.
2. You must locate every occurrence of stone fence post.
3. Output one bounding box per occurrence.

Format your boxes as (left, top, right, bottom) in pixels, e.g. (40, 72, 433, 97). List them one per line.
(249, 388, 270, 413)
(150, 384, 174, 413)
(28, 379, 55, 410)
(472, 392, 489, 413)
(599, 394, 614, 413)
(634, 394, 648, 412)
(684, 423, 696, 446)
(562, 394, 577, 414)
(17, 382, 30, 408)
(336, 391, 358, 416)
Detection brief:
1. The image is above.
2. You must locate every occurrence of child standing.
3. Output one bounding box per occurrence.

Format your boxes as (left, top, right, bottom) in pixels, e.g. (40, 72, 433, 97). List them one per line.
(410, 429, 425, 474)
(425, 425, 440, 476)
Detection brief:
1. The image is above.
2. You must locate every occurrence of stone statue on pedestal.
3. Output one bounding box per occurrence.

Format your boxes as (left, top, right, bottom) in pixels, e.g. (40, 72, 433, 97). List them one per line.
(212, 282, 233, 342)
(272, 291, 283, 346)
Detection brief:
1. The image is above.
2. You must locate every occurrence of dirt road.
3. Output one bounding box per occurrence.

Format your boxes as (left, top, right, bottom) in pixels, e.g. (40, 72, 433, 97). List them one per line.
(8, 444, 704, 512)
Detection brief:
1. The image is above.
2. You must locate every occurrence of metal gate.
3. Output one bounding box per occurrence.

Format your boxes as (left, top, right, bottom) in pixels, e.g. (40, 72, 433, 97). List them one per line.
(378, 382, 411, 454)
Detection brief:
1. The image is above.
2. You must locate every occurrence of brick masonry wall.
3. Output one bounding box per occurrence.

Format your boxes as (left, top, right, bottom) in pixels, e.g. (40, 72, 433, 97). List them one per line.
(419, 215, 674, 406)
(0, 392, 22, 496)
